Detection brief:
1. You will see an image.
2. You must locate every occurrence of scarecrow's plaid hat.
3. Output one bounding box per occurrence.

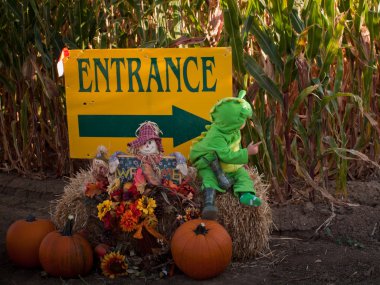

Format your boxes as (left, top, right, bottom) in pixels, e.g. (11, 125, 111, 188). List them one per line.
(127, 121, 164, 153)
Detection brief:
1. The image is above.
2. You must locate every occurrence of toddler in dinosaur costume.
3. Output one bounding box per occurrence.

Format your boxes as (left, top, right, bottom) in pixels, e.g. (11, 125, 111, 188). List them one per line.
(189, 90, 262, 220)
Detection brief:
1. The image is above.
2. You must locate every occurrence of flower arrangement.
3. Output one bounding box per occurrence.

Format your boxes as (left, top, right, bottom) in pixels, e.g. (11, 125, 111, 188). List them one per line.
(80, 124, 202, 279)
(52, 135, 272, 280)
(84, 158, 200, 279)
(94, 167, 167, 242)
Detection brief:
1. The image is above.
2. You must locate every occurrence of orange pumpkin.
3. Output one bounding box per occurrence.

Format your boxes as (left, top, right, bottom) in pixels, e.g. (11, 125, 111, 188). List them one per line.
(39, 215, 93, 278)
(170, 219, 232, 280)
(6, 215, 55, 268)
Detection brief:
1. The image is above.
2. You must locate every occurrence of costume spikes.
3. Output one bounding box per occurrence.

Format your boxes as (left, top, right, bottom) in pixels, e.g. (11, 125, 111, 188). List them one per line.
(238, 90, 246, 99)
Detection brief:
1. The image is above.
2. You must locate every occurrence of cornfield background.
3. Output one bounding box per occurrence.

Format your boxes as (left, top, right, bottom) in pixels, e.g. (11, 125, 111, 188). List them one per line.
(0, 0, 379, 202)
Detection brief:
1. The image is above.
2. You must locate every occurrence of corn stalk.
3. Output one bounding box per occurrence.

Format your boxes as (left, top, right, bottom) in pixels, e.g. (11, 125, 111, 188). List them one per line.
(221, 0, 379, 201)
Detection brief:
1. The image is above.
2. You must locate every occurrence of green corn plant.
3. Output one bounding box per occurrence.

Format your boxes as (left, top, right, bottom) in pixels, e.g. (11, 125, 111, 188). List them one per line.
(345, 1, 380, 164)
(220, 0, 380, 201)
(0, 0, 70, 176)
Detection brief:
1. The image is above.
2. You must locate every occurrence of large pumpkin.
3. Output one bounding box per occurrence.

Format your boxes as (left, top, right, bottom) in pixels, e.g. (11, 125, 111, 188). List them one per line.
(171, 219, 232, 280)
(39, 215, 93, 278)
(6, 215, 55, 268)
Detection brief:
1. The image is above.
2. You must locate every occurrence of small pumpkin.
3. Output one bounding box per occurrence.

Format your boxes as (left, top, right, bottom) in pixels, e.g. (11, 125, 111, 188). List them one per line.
(39, 215, 93, 278)
(6, 215, 55, 268)
(94, 243, 110, 259)
(170, 219, 232, 280)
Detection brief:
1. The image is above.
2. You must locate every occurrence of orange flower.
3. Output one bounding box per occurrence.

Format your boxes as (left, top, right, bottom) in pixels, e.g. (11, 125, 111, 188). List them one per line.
(119, 209, 139, 232)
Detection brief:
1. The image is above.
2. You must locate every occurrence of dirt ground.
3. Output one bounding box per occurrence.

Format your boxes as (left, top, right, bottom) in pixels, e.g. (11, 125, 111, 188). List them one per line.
(0, 171, 379, 285)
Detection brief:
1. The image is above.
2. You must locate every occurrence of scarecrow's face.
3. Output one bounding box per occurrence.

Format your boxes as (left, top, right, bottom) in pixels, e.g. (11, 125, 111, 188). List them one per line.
(139, 139, 159, 155)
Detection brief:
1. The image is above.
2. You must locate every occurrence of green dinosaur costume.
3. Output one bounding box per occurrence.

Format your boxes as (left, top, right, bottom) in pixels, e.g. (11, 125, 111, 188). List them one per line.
(189, 91, 261, 219)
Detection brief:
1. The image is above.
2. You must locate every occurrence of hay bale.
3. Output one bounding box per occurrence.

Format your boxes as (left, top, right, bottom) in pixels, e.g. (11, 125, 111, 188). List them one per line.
(51, 169, 97, 234)
(50, 165, 272, 260)
(51, 168, 115, 246)
(216, 168, 272, 260)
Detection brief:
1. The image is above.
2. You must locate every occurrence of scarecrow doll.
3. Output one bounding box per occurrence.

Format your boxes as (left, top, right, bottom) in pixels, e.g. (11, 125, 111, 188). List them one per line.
(85, 145, 110, 197)
(127, 121, 164, 186)
(127, 121, 188, 186)
(189, 91, 262, 220)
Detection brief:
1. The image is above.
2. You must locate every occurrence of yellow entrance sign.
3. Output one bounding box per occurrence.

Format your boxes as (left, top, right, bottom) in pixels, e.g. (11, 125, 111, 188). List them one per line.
(63, 48, 232, 158)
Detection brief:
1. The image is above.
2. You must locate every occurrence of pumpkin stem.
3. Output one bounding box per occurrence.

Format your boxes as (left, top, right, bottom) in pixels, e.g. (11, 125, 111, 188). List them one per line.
(26, 214, 36, 222)
(194, 222, 209, 235)
(62, 215, 74, 236)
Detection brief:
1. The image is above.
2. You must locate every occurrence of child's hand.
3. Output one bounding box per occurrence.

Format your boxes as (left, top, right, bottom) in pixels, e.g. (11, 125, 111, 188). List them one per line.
(247, 141, 262, 155)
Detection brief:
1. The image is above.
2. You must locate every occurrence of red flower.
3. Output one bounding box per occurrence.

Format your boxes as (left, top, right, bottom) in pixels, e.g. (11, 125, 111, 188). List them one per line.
(115, 203, 126, 217)
(129, 201, 142, 218)
(122, 184, 139, 201)
(96, 179, 109, 192)
(111, 188, 123, 201)
(128, 184, 139, 196)
(102, 212, 113, 230)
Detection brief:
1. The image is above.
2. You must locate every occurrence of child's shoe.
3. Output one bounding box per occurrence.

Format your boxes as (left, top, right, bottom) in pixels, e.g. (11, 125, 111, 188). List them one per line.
(202, 188, 218, 220)
(239, 192, 262, 207)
